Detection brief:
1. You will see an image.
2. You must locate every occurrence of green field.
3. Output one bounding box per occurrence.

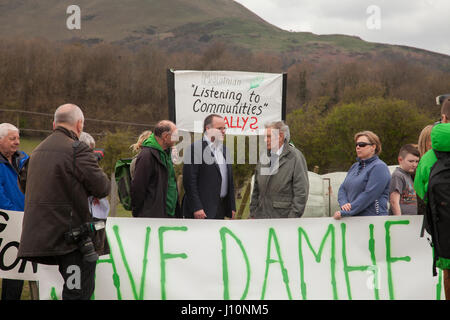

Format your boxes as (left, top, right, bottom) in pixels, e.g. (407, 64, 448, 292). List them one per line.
(19, 137, 42, 155)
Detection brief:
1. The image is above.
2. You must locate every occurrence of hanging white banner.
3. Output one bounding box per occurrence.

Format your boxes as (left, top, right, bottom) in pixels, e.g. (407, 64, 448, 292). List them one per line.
(172, 70, 284, 135)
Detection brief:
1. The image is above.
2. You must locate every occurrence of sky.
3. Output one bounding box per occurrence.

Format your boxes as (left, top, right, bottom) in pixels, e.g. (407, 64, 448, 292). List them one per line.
(234, 0, 450, 56)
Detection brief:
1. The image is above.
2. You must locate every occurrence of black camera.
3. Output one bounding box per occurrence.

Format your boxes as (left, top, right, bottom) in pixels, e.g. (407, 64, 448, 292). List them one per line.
(64, 220, 105, 262)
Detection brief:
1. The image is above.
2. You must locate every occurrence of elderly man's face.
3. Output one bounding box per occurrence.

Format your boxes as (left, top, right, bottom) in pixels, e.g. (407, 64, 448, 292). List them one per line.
(163, 126, 179, 148)
(264, 127, 284, 152)
(0, 130, 20, 156)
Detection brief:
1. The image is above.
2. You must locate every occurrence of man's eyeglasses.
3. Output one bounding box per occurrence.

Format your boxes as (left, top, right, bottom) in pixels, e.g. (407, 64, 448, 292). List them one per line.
(355, 142, 373, 148)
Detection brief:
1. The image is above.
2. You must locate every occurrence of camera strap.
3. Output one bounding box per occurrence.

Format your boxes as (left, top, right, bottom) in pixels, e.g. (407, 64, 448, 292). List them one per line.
(70, 140, 81, 233)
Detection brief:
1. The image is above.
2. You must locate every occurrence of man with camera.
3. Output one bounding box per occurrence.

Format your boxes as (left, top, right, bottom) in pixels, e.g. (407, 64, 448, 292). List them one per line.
(18, 104, 110, 300)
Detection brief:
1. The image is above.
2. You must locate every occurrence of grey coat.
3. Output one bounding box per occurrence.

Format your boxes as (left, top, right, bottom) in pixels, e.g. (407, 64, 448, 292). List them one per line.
(250, 142, 309, 218)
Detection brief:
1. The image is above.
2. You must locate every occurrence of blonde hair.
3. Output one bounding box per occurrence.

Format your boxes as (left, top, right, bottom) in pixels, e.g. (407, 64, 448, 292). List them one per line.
(130, 130, 152, 153)
(417, 124, 433, 157)
(354, 130, 382, 155)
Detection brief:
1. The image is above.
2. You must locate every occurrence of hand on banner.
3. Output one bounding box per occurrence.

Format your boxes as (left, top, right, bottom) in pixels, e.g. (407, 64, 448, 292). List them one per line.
(194, 209, 207, 219)
(333, 211, 342, 220)
(232, 210, 236, 219)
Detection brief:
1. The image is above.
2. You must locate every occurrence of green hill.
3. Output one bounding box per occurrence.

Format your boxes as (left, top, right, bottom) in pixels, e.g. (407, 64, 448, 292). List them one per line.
(0, 0, 275, 43)
(1, 0, 449, 69)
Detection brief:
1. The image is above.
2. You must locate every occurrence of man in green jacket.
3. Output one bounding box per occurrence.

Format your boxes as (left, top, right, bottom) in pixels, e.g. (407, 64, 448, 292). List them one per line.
(414, 98, 450, 300)
(131, 120, 180, 218)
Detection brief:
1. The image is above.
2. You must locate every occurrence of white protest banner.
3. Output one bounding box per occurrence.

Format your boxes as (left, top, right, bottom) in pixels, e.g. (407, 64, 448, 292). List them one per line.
(34, 216, 445, 300)
(0, 210, 39, 281)
(171, 70, 285, 135)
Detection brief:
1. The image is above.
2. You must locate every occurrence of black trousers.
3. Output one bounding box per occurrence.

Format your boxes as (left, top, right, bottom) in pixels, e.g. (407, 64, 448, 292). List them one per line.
(1, 279, 24, 300)
(55, 250, 97, 300)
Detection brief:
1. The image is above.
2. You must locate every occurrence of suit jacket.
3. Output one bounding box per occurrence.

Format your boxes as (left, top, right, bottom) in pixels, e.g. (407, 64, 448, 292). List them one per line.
(182, 138, 236, 219)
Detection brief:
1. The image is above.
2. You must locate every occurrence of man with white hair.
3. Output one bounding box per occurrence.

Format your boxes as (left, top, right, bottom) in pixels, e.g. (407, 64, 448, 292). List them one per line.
(79, 132, 110, 220)
(249, 120, 309, 218)
(0, 123, 28, 300)
(18, 104, 110, 300)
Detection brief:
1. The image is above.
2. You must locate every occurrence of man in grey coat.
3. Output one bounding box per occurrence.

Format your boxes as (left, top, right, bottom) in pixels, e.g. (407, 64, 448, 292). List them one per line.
(250, 121, 309, 218)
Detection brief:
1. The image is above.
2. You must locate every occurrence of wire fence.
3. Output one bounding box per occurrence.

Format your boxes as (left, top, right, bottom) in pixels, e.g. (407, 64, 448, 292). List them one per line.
(0, 108, 156, 137)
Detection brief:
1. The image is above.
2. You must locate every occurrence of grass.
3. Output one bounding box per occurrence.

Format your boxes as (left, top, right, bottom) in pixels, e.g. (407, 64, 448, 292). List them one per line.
(19, 137, 42, 155)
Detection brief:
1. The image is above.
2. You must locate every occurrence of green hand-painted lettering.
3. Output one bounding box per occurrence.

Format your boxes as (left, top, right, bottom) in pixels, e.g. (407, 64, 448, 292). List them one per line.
(437, 268, 443, 300)
(261, 228, 292, 300)
(50, 287, 58, 300)
(113, 224, 151, 300)
(97, 254, 122, 300)
(159, 226, 188, 300)
(431, 246, 443, 300)
(385, 220, 411, 300)
(220, 227, 251, 300)
(341, 223, 379, 300)
(298, 224, 338, 300)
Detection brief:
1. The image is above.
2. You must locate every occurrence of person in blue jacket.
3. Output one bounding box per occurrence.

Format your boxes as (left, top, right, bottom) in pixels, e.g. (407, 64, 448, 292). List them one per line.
(333, 130, 391, 219)
(0, 123, 29, 300)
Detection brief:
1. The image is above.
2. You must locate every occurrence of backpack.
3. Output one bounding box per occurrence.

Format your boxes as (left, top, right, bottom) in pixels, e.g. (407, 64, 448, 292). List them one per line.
(114, 158, 133, 211)
(422, 150, 450, 276)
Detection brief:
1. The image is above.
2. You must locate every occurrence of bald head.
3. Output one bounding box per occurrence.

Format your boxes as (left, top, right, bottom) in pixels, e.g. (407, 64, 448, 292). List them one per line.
(154, 120, 176, 138)
(153, 120, 178, 150)
(53, 104, 85, 137)
(54, 104, 84, 125)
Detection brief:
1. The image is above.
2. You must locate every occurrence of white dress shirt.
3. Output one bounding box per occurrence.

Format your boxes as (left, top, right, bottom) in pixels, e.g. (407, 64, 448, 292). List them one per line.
(204, 135, 228, 198)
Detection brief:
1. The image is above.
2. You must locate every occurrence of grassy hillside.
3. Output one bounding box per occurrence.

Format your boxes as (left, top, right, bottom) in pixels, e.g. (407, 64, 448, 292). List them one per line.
(2, 0, 449, 71)
(0, 0, 275, 42)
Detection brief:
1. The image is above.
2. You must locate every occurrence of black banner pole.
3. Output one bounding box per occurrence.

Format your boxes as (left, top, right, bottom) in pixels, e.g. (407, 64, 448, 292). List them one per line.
(282, 72, 287, 121)
(167, 69, 176, 123)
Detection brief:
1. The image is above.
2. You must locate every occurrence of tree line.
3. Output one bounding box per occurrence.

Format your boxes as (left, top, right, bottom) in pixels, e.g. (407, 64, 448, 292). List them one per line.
(1, 37, 449, 189)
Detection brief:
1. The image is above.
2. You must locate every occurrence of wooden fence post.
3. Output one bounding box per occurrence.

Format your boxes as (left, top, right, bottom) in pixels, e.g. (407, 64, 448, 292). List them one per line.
(28, 281, 39, 300)
(236, 181, 251, 219)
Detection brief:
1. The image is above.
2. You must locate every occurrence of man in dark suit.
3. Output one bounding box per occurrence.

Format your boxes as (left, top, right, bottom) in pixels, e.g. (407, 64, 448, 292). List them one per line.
(182, 114, 236, 219)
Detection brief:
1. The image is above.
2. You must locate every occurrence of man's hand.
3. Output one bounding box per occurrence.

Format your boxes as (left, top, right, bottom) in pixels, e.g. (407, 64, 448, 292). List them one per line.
(231, 210, 236, 219)
(194, 209, 207, 219)
(341, 203, 352, 212)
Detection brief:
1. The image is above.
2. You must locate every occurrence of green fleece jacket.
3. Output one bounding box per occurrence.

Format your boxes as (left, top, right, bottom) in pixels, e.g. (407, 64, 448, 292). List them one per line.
(414, 123, 450, 270)
(142, 134, 177, 216)
(414, 123, 450, 200)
